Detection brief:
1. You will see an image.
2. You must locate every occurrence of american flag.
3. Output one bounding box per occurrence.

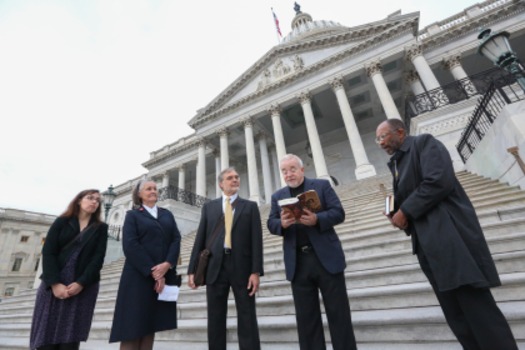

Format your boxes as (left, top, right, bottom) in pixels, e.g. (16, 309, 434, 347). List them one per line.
(272, 8, 282, 37)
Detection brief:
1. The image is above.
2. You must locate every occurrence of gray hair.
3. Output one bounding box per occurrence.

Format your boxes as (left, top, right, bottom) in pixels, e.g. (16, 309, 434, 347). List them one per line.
(132, 177, 155, 206)
(280, 154, 303, 168)
(218, 167, 238, 183)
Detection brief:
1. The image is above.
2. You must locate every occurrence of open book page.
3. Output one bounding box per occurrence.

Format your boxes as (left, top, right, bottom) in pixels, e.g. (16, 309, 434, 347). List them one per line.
(297, 190, 322, 212)
(278, 190, 322, 221)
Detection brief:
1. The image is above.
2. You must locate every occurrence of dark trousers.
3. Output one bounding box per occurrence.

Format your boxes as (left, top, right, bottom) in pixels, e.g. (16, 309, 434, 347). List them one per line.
(291, 249, 357, 350)
(37, 343, 80, 350)
(206, 254, 260, 350)
(417, 251, 518, 350)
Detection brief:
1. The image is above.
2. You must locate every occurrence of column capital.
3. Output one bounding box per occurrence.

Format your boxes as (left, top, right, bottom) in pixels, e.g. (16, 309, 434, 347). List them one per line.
(269, 104, 281, 116)
(298, 91, 311, 105)
(365, 60, 382, 77)
(217, 127, 229, 137)
(441, 53, 462, 71)
(329, 76, 345, 91)
(405, 44, 423, 62)
(197, 138, 207, 147)
(242, 117, 254, 127)
(404, 70, 421, 84)
(256, 131, 270, 141)
(176, 164, 186, 171)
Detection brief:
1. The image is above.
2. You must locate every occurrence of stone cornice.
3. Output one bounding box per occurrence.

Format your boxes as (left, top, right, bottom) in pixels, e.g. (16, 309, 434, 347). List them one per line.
(0, 209, 56, 225)
(189, 18, 419, 129)
(418, 0, 524, 51)
(142, 138, 202, 168)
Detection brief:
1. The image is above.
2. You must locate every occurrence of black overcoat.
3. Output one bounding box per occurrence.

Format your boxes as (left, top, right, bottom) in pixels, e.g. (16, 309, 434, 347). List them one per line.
(109, 206, 181, 342)
(41, 216, 108, 288)
(389, 134, 501, 292)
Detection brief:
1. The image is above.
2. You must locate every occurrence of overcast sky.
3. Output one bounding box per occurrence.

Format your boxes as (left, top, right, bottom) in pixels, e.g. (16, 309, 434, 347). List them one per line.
(0, 0, 478, 215)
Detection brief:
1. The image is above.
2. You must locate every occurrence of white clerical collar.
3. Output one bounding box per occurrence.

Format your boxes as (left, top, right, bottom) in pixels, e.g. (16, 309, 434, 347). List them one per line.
(143, 204, 158, 219)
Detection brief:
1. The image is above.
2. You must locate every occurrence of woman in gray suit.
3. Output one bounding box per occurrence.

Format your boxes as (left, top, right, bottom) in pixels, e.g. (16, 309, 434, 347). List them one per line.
(109, 179, 181, 350)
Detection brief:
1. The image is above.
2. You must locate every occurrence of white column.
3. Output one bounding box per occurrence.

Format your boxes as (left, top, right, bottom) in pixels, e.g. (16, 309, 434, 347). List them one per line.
(405, 70, 432, 115)
(177, 164, 186, 202)
(442, 54, 477, 94)
(365, 61, 402, 120)
(405, 71, 425, 95)
(299, 92, 331, 182)
(330, 77, 376, 179)
(177, 165, 185, 190)
(243, 118, 260, 203)
(257, 133, 273, 203)
(406, 44, 441, 91)
(270, 104, 287, 187)
(196, 139, 206, 197)
(270, 146, 281, 191)
(215, 151, 221, 198)
(218, 127, 230, 170)
(161, 172, 170, 188)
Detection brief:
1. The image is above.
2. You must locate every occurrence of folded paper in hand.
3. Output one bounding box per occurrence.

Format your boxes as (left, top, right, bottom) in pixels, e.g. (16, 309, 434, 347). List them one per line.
(385, 195, 394, 214)
(158, 285, 179, 302)
(278, 190, 322, 221)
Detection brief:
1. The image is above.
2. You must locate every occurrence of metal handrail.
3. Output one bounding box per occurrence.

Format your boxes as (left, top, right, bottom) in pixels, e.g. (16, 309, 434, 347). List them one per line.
(404, 67, 519, 125)
(456, 81, 524, 162)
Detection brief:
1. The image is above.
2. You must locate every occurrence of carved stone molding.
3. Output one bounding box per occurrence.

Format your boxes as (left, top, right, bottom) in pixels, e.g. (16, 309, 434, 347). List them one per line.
(418, 113, 470, 136)
(329, 76, 344, 91)
(293, 54, 304, 71)
(404, 70, 421, 84)
(242, 117, 254, 128)
(405, 44, 423, 62)
(365, 61, 382, 77)
(442, 54, 462, 71)
(269, 104, 281, 116)
(298, 91, 311, 104)
(197, 138, 207, 148)
(217, 127, 229, 137)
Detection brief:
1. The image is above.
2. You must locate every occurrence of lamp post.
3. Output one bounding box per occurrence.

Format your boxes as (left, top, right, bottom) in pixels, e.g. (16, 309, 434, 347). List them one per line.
(477, 28, 525, 92)
(102, 185, 116, 222)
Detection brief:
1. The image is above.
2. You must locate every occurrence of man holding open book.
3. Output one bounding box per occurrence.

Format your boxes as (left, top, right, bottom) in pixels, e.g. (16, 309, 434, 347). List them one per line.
(267, 154, 357, 350)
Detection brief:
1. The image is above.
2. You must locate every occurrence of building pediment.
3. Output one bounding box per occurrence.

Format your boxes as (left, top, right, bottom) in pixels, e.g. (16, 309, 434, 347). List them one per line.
(188, 12, 420, 129)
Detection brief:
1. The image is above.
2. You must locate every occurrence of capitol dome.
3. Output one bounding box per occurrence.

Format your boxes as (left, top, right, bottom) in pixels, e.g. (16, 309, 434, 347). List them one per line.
(281, 4, 347, 44)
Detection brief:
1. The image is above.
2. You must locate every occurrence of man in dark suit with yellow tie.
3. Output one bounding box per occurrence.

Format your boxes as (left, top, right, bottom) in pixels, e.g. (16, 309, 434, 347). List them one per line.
(188, 167, 264, 350)
(267, 154, 357, 350)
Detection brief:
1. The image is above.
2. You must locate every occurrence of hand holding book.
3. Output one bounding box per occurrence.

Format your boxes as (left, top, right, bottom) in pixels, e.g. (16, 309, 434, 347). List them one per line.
(278, 190, 322, 221)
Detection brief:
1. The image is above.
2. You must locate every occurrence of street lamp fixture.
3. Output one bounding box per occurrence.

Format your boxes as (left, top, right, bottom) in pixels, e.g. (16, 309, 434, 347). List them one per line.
(477, 28, 525, 92)
(102, 184, 116, 222)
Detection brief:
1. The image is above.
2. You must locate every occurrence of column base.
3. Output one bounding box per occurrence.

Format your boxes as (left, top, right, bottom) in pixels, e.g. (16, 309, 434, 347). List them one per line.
(355, 164, 377, 180)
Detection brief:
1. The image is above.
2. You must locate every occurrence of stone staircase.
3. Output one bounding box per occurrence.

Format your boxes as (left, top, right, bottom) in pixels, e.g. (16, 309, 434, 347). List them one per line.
(1, 171, 524, 349)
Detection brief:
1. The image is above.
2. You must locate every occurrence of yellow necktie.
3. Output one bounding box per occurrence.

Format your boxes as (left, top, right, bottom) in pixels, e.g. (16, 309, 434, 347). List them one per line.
(224, 196, 233, 248)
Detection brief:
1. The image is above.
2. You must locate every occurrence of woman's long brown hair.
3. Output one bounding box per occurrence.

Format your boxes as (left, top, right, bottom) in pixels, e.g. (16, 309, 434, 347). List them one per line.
(60, 189, 102, 224)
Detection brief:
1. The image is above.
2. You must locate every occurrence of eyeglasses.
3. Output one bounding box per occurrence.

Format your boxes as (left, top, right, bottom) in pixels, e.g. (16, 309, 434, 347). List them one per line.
(85, 195, 101, 203)
(375, 129, 399, 144)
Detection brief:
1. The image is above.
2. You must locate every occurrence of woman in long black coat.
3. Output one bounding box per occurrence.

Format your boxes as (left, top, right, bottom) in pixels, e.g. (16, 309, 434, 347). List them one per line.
(30, 189, 108, 350)
(109, 178, 181, 350)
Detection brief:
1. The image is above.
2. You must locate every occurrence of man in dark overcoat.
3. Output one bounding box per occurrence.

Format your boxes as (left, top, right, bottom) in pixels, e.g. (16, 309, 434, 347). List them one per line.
(187, 167, 264, 350)
(376, 119, 517, 349)
(267, 154, 357, 350)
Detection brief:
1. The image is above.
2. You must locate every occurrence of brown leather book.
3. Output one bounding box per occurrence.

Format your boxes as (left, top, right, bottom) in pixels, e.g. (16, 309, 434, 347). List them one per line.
(278, 190, 322, 220)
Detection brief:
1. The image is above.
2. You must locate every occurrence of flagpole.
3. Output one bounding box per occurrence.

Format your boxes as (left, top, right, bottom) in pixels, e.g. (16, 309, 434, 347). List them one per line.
(271, 8, 282, 44)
